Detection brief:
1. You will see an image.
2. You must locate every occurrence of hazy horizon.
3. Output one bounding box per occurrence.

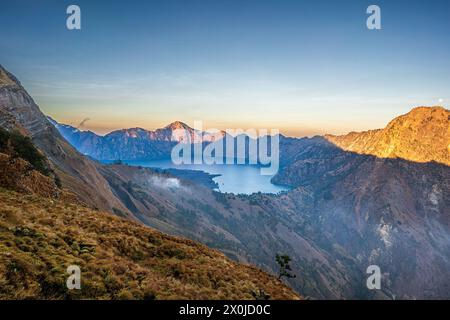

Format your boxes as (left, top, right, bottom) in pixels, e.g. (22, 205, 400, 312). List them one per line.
(50, 105, 446, 138)
(1, 0, 449, 136)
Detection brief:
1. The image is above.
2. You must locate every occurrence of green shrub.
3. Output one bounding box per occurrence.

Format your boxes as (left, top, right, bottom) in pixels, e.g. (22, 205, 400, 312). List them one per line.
(0, 127, 51, 176)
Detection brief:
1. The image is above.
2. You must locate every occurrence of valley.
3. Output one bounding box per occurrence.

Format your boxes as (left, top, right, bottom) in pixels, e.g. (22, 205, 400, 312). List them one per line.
(119, 159, 289, 194)
(1, 64, 450, 299)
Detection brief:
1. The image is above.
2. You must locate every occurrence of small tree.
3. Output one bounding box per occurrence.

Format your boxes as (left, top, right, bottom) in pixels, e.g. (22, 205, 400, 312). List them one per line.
(112, 159, 124, 165)
(276, 254, 296, 280)
(251, 288, 270, 300)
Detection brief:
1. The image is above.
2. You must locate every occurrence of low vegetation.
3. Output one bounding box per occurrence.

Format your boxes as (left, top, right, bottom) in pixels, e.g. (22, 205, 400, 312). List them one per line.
(0, 189, 299, 300)
(0, 128, 50, 176)
(0, 127, 62, 188)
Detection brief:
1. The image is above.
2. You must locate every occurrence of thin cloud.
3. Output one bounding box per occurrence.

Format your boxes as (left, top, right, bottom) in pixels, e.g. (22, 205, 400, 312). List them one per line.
(77, 117, 90, 129)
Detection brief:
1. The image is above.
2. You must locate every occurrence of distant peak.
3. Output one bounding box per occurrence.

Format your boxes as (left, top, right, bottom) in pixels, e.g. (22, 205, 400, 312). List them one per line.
(164, 121, 192, 130)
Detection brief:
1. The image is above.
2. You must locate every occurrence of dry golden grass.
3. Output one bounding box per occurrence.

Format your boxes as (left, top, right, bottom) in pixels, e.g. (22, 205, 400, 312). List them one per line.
(0, 188, 299, 300)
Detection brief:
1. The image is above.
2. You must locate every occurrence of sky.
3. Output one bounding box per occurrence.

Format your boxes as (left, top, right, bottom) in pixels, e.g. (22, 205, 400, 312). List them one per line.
(1, 0, 449, 136)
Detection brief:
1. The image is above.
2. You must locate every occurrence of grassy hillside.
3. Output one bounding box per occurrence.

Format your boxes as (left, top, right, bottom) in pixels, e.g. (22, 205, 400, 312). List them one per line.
(0, 188, 299, 300)
(0, 126, 298, 300)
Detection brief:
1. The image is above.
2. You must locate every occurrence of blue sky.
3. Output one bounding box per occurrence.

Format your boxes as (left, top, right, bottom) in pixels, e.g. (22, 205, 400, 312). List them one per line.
(1, 0, 449, 136)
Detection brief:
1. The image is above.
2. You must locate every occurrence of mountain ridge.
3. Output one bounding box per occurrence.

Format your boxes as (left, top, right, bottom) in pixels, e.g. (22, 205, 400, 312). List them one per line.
(50, 106, 449, 166)
(325, 106, 449, 166)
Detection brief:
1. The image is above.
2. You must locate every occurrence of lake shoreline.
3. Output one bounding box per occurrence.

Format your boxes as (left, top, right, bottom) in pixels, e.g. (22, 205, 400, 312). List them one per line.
(103, 159, 290, 195)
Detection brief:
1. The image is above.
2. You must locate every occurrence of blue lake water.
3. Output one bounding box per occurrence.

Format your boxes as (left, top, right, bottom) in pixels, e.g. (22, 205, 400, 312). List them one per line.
(123, 159, 289, 195)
